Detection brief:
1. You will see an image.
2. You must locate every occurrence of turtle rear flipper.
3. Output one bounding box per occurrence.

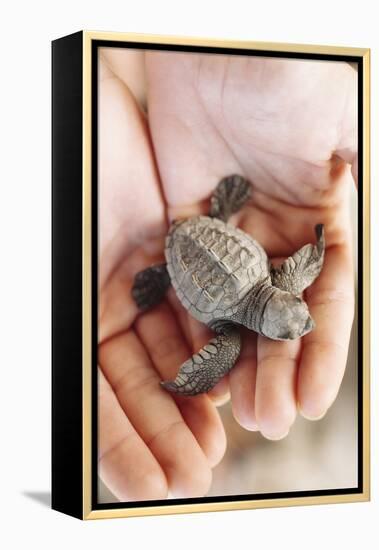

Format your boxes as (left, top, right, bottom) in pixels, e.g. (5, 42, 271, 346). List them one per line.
(209, 175, 251, 222)
(271, 224, 325, 295)
(132, 263, 170, 311)
(161, 322, 241, 396)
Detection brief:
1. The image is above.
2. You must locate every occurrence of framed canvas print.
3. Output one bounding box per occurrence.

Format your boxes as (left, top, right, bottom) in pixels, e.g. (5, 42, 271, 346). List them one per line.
(52, 31, 370, 520)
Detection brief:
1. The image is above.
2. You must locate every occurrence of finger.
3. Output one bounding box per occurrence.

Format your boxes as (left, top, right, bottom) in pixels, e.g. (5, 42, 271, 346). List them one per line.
(135, 302, 226, 467)
(99, 247, 164, 343)
(99, 330, 212, 497)
(229, 331, 258, 431)
(298, 244, 354, 419)
(187, 316, 231, 404)
(256, 337, 300, 440)
(98, 369, 168, 501)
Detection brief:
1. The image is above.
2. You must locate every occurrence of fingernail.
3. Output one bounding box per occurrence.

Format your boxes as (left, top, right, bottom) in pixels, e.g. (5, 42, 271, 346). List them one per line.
(233, 411, 259, 431)
(300, 408, 328, 421)
(240, 418, 259, 432)
(261, 428, 290, 441)
(211, 392, 231, 407)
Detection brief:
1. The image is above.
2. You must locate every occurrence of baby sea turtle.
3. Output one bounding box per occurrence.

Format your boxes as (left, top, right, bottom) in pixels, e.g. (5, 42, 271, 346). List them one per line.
(132, 175, 325, 396)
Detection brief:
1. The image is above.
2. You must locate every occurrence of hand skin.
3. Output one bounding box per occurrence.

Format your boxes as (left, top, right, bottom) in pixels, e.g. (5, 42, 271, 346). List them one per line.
(98, 51, 357, 502)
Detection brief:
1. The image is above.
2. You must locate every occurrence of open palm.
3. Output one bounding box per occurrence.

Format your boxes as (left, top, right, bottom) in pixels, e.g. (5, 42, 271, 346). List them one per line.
(98, 51, 357, 501)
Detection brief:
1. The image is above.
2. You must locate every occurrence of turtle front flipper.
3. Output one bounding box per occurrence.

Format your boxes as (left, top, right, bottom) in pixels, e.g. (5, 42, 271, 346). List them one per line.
(132, 263, 170, 311)
(271, 224, 325, 295)
(209, 174, 251, 222)
(161, 322, 241, 396)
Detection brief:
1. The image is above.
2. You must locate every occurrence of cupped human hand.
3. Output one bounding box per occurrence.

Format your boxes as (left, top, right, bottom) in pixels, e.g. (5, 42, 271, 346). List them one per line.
(98, 56, 226, 503)
(145, 52, 357, 439)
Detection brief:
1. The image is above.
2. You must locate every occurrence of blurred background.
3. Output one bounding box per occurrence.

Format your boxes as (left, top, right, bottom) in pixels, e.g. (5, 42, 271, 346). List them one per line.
(98, 48, 358, 502)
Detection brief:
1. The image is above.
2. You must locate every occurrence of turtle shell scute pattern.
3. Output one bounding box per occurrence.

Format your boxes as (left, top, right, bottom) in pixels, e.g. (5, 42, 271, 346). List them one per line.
(165, 216, 269, 324)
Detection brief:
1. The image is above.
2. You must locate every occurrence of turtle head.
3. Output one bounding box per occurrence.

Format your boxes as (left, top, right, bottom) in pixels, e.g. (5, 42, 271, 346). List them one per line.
(260, 290, 314, 340)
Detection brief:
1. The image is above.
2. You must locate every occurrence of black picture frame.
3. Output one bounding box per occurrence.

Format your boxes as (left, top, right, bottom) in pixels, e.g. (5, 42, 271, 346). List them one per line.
(52, 31, 370, 520)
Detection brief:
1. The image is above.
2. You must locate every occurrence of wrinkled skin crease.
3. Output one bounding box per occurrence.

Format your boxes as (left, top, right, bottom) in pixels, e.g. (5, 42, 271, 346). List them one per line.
(98, 51, 356, 502)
